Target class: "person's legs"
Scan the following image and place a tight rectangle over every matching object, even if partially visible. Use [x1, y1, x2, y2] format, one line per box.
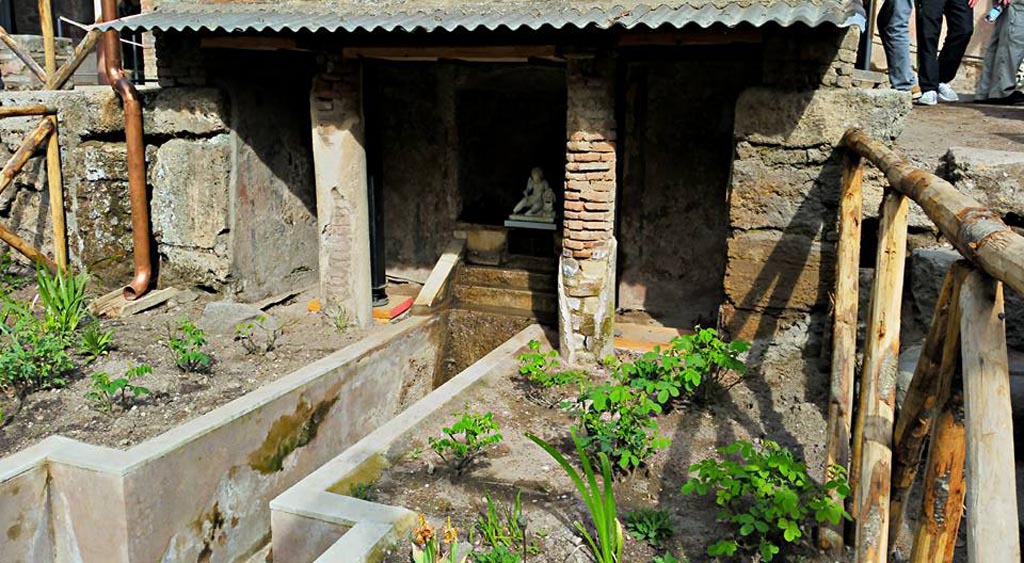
[880, 0, 917, 90]
[989, 2, 1024, 99]
[917, 0, 946, 93]
[937, 0, 975, 85]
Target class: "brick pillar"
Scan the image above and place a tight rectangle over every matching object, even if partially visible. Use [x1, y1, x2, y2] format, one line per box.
[559, 56, 617, 364]
[310, 57, 373, 327]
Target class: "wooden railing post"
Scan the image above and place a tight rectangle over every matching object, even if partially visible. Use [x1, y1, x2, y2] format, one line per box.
[45, 118, 66, 269]
[37, 0, 56, 77]
[851, 189, 908, 562]
[0, 118, 56, 195]
[960, 270, 1021, 562]
[820, 151, 863, 553]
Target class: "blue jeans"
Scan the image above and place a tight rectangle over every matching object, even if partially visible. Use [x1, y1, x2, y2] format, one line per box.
[879, 0, 918, 90]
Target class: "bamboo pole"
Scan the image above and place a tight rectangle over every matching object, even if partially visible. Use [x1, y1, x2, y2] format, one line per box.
[44, 117, 65, 270]
[960, 270, 1021, 562]
[844, 129, 1024, 297]
[0, 26, 47, 83]
[888, 261, 968, 540]
[909, 390, 966, 562]
[0, 118, 56, 196]
[819, 151, 863, 554]
[0, 222, 56, 271]
[852, 189, 909, 563]
[37, 0, 56, 77]
[0, 105, 56, 118]
[44, 29, 100, 90]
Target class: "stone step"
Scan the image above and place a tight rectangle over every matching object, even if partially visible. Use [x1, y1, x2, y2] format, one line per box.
[453, 285, 557, 319]
[457, 265, 556, 292]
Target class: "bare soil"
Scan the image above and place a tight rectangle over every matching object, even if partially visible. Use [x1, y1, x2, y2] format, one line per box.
[373, 349, 839, 563]
[897, 101, 1024, 170]
[0, 278, 367, 456]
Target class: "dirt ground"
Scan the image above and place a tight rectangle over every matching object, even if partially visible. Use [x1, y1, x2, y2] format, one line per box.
[372, 346, 837, 563]
[0, 275, 366, 456]
[896, 101, 1024, 170]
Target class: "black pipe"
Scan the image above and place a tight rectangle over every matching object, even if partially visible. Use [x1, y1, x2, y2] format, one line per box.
[364, 63, 388, 307]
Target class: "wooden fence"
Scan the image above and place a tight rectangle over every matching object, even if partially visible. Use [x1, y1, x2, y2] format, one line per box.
[820, 129, 1022, 562]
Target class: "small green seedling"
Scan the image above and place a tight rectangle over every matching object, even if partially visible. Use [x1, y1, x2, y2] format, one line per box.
[85, 364, 152, 415]
[624, 508, 675, 547]
[471, 546, 522, 563]
[428, 408, 503, 475]
[474, 491, 540, 556]
[78, 321, 114, 362]
[349, 480, 378, 502]
[234, 314, 281, 355]
[651, 553, 683, 563]
[517, 340, 583, 388]
[167, 318, 212, 373]
[324, 304, 351, 334]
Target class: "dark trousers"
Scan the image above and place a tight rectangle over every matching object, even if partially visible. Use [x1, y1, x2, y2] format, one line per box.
[916, 0, 974, 92]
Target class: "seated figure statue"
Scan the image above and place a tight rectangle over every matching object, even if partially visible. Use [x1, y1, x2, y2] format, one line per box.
[511, 167, 555, 221]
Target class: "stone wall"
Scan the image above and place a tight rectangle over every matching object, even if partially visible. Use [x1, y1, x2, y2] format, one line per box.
[0, 35, 73, 90]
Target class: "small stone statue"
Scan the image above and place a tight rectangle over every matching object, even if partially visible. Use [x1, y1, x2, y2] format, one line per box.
[511, 167, 555, 221]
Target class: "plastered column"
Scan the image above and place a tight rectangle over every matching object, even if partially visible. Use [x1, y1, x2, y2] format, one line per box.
[310, 57, 372, 327]
[559, 56, 617, 364]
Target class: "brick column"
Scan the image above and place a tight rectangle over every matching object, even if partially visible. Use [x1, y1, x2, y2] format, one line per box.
[559, 56, 617, 364]
[310, 57, 373, 327]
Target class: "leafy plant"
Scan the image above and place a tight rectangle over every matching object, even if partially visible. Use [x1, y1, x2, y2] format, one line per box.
[472, 546, 522, 563]
[518, 340, 583, 388]
[167, 318, 212, 373]
[527, 430, 623, 563]
[234, 314, 281, 355]
[681, 440, 850, 562]
[569, 380, 669, 471]
[0, 252, 28, 295]
[349, 480, 378, 502]
[428, 408, 504, 475]
[651, 553, 682, 563]
[474, 491, 539, 557]
[35, 263, 88, 343]
[624, 508, 674, 547]
[84, 364, 152, 415]
[412, 514, 466, 563]
[668, 327, 749, 402]
[324, 304, 351, 334]
[0, 300, 74, 391]
[78, 321, 113, 362]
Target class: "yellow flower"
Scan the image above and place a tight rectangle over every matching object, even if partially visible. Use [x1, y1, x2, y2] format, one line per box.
[443, 517, 458, 544]
[413, 514, 434, 545]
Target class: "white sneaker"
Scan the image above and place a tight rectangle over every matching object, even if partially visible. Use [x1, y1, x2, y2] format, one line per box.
[917, 90, 938, 106]
[938, 83, 959, 102]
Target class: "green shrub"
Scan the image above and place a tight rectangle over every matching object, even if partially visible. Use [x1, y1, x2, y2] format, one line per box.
[234, 314, 281, 355]
[167, 318, 212, 373]
[668, 327, 749, 402]
[624, 508, 674, 547]
[428, 409, 503, 475]
[474, 491, 539, 556]
[518, 340, 583, 388]
[681, 440, 850, 562]
[0, 252, 27, 295]
[35, 263, 88, 343]
[85, 364, 152, 415]
[527, 429, 622, 563]
[0, 300, 74, 391]
[569, 381, 668, 472]
[651, 553, 682, 563]
[471, 546, 521, 563]
[78, 321, 113, 362]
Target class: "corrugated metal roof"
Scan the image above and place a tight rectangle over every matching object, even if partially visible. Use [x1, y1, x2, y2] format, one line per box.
[95, 2, 865, 34]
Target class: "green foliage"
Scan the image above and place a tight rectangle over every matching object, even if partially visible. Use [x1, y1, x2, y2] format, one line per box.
[668, 326, 750, 402]
[624, 508, 674, 547]
[349, 480, 377, 502]
[85, 364, 152, 415]
[650, 554, 682, 563]
[527, 429, 623, 563]
[0, 300, 74, 391]
[517, 340, 583, 388]
[471, 546, 522, 563]
[428, 409, 504, 475]
[167, 318, 212, 373]
[35, 263, 89, 344]
[234, 314, 281, 355]
[681, 440, 850, 562]
[78, 321, 113, 362]
[571, 381, 669, 471]
[0, 252, 28, 295]
[324, 304, 350, 334]
[474, 491, 539, 556]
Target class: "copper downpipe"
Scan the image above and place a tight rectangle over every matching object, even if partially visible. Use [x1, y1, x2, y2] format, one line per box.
[101, 0, 151, 299]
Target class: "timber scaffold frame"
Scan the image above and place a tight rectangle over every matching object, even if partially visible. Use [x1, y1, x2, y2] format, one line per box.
[819, 128, 1022, 562]
[0, 0, 101, 272]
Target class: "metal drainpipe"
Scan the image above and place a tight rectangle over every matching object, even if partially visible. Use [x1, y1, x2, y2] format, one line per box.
[101, 0, 152, 299]
[363, 63, 388, 307]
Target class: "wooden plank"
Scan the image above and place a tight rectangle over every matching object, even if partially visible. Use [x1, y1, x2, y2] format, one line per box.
[89, 286, 180, 318]
[0, 105, 56, 118]
[889, 261, 968, 540]
[0, 222, 56, 271]
[851, 190, 909, 563]
[960, 270, 1021, 562]
[0, 25, 47, 83]
[0, 117, 56, 196]
[45, 29, 101, 90]
[843, 129, 1024, 298]
[412, 238, 465, 313]
[819, 152, 863, 554]
[44, 117, 65, 270]
[343, 45, 558, 61]
[37, 0, 56, 76]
